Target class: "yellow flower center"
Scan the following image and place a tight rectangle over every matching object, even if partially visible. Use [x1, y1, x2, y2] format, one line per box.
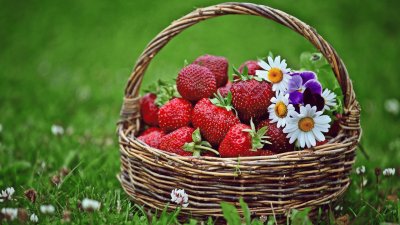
[298, 117, 315, 132]
[274, 101, 288, 118]
[268, 68, 283, 83]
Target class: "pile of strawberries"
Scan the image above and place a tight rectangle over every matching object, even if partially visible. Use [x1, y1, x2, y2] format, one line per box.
[137, 54, 335, 157]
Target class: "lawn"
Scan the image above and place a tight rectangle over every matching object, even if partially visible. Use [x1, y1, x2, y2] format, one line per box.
[0, 0, 399, 224]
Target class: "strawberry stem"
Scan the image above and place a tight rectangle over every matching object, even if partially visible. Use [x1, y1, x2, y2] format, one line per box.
[183, 128, 219, 156]
[193, 145, 219, 155]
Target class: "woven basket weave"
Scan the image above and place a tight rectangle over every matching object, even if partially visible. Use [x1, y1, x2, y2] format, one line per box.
[117, 2, 361, 222]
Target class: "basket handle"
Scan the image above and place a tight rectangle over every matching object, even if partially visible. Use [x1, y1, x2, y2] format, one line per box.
[123, 2, 358, 112]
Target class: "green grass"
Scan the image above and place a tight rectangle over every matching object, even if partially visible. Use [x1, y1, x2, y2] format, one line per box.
[0, 0, 399, 224]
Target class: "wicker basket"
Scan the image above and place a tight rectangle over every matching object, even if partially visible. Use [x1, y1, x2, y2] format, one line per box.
[117, 2, 361, 222]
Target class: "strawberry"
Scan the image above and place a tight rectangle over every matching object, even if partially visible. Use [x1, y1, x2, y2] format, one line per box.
[137, 127, 165, 148]
[140, 81, 180, 126]
[327, 113, 342, 137]
[140, 127, 163, 136]
[219, 120, 270, 157]
[194, 54, 228, 87]
[259, 149, 275, 156]
[216, 81, 232, 98]
[140, 93, 159, 126]
[159, 127, 219, 156]
[192, 93, 240, 146]
[231, 76, 274, 122]
[257, 120, 294, 153]
[239, 60, 262, 75]
[159, 127, 194, 156]
[177, 64, 217, 101]
[316, 140, 329, 146]
[158, 98, 192, 132]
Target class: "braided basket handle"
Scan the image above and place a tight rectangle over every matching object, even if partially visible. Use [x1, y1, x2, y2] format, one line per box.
[123, 2, 357, 112]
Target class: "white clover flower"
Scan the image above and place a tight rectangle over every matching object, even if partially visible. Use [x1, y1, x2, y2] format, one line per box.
[355, 166, 366, 175]
[383, 168, 396, 176]
[384, 99, 399, 115]
[81, 198, 101, 211]
[362, 178, 368, 187]
[0, 187, 15, 202]
[259, 215, 268, 223]
[40, 205, 55, 214]
[334, 205, 343, 211]
[268, 93, 295, 128]
[170, 189, 189, 208]
[256, 56, 292, 94]
[51, 124, 64, 136]
[321, 89, 337, 111]
[1, 208, 18, 220]
[30, 213, 39, 223]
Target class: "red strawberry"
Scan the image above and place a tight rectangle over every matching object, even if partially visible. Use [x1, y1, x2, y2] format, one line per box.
[231, 78, 274, 122]
[202, 151, 218, 157]
[159, 127, 194, 156]
[158, 98, 192, 132]
[140, 81, 180, 126]
[137, 127, 165, 148]
[260, 149, 275, 156]
[194, 54, 228, 87]
[192, 94, 239, 146]
[140, 93, 159, 126]
[239, 60, 262, 75]
[316, 140, 329, 146]
[140, 127, 163, 136]
[159, 127, 219, 156]
[177, 64, 217, 101]
[327, 113, 342, 137]
[219, 121, 269, 157]
[216, 82, 232, 98]
[257, 120, 294, 153]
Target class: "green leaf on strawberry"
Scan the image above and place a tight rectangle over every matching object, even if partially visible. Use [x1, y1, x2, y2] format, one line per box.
[242, 119, 271, 151]
[210, 91, 234, 112]
[155, 83, 180, 107]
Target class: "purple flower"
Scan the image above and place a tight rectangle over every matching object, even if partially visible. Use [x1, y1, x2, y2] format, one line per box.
[303, 88, 324, 111]
[288, 71, 322, 104]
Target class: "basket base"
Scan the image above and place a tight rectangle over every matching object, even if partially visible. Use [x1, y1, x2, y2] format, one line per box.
[117, 173, 340, 225]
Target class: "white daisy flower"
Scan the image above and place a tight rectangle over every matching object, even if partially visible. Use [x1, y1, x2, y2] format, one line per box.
[30, 213, 39, 223]
[283, 104, 331, 148]
[1, 208, 18, 220]
[40, 205, 55, 214]
[383, 168, 396, 176]
[81, 198, 101, 211]
[321, 89, 337, 111]
[256, 56, 291, 94]
[170, 189, 189, 208]
[51, 124, 64, 136]
[0, 187, 15, 202]
[355, 166, 366, 175]
[268, 93, 295, 128]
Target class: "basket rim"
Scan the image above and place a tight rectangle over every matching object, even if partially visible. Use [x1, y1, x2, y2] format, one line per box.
[119, 125, 359, 165]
